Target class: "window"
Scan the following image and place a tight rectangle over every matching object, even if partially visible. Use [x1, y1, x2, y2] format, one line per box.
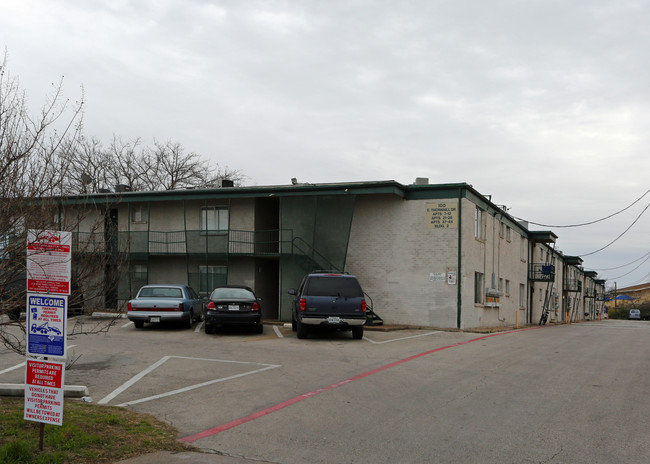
[131, 205, 148, 223]
[499, 223, 505, 238]
[133, 264, 147, 280]
[506, 226, 511, 241]
[474, 272, 484, 304]
[505, 279, 510, 296]
[499, 278, 503, 294]
[519, 284, 525, 308]
[520, 236, 526, 260]
[199, 265, 227, 294]
[201, 207, 228, 233]
[474, 207, 485, 240]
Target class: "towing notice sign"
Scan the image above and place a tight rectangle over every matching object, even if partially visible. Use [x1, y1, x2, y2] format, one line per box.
[26, 294, 67, 357]
[27, 230, 72, 295]
[24, 359, 65, 426]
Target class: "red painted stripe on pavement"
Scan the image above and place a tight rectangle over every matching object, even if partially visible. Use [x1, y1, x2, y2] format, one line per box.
[180, 327, 540, 443]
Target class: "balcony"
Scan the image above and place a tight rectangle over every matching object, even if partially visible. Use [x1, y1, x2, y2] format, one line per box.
[584, 288, 597, 298]
[528, 263, 555, 282]
[84, 229, 295, 257]
[564, 279, 582, 293]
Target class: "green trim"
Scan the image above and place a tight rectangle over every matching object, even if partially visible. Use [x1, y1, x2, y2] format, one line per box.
[457, 188, 463, 329]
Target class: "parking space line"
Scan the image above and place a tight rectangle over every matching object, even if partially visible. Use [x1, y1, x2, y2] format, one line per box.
[0, 344, 78, 376]
[98, 355, 280, 406]
[180, 327, 542, 443]
[273, 325, 284, 338]
[121, 321, 133, 328]
[195, 321, 204, 333]
[363, 331, 442, 344]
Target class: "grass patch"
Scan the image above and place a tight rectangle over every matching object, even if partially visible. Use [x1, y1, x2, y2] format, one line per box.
[0, 397, 192, 463]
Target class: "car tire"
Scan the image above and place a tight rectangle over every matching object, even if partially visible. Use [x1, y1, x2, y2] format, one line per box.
[255, 323, 263, 334]
[291, 315, 297, 331]
[133, 320, 144, 329]
[296, 319, 308, 339]
[187, 311, 194, 329]
[351, 326, 364, 340]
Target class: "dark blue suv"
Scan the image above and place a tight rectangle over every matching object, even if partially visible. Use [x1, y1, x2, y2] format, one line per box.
[288, 272, 367, 340]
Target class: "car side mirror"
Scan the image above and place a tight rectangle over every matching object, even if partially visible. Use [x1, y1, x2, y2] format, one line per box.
[288, 288, 296, 295]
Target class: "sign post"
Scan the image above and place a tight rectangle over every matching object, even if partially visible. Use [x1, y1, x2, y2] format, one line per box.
[24, 229, 72, 449]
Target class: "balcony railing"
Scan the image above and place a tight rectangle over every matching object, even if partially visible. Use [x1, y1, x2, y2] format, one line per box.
[564, 279, 582, 293]
[74, 229, 294, 257]
[528, 263, 555, 282]
[584, 288, 596, 298]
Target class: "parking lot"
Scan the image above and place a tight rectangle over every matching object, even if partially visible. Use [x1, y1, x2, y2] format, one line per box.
[2, 316, 649, 463]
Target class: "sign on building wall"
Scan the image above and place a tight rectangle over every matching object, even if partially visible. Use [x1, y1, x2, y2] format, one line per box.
[426, 202, 458, 229]
[24, 359, 65, 426]
[26, 230, 72, 295]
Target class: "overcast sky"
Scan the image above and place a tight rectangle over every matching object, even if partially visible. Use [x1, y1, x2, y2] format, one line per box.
[2, 0, 649, 289]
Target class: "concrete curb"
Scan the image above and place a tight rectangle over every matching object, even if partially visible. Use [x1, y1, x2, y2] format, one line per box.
[0, 383, 89, 398]
[90, 312, 127, 319]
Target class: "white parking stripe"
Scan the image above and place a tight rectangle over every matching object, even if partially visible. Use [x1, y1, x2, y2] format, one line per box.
[194, 321, 204, 333]
[121, 321, 133, 328]
[99, 355, 280, 406]
[117, 364, 280, 407]
[363, 331, 442, 344]
[0, 344, 78, 375]
[273, 325, 284, 338]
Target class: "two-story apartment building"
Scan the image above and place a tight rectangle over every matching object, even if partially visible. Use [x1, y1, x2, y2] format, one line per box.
[57, 179, 605, 330]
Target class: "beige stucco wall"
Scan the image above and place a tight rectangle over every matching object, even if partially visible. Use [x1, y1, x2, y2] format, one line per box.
[346, 194, 460, 328]
[459, 201, 528, 330]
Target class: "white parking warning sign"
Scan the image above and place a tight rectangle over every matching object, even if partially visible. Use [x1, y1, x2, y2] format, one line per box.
[26, 294, 67, 358]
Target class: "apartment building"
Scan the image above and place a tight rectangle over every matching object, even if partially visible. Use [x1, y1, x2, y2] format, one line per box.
[60, 179, 606, 330]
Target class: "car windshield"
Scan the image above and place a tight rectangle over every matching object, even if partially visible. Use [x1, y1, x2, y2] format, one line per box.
[139, 287, 184, 298]
[211, 288, 255, 299]
[305, 276, 363, 298]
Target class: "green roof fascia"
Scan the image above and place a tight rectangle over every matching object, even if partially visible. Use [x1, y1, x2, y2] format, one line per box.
[564, 255, 584, 266]
[527, 231, 558, 244]
[584, 270, 598, 278]
[56, 180, 408, 206]
[401, 182, 473, 200]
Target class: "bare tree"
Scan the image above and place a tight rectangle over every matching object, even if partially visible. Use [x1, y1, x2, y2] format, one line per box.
[60, 136, 244, 193]
[0, 53, 121, 355]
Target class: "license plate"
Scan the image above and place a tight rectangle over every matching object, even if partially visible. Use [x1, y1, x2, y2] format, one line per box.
[228, 305, 240, 311]
[150, 316, 161, 323]
[327, 316, 341, 324]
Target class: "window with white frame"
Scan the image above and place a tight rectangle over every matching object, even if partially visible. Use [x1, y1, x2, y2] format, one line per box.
[474, 272, 484, 304]
[506, 226, 511, 241]
[474, 207, 485, 240]
[519, 283, 525, 307]
[520, 236, 526, 261]
[499, 278, 503, 294]
[505, 279, 511, 296]
[201, 207, 229, 233]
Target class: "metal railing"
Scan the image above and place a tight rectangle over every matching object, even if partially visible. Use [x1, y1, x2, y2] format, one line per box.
[528, 263, 555, 282]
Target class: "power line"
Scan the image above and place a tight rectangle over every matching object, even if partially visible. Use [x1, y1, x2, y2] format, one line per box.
[512, 188, 650, 228]
[602, 253, 650, 281]
[586, 251, 650, 271]
[579, 201, 650, 257]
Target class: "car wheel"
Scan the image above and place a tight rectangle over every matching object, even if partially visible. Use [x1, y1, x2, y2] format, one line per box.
[187, 311, 194, 329]
[133, 320, 144, 329]
[291, 316, 297, 331]
[255, 323, 263, 334]
[296, 319, 308, 339]
[351, 326, 364, 340]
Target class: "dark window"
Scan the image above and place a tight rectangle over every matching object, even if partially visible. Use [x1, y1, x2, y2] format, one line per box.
[305, 277, 363, 298]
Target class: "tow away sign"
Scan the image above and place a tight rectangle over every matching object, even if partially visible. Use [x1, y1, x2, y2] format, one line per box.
[27, 230, 72, 295]
[26, 294, 67, 358]
[24, 359, 65, 426]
